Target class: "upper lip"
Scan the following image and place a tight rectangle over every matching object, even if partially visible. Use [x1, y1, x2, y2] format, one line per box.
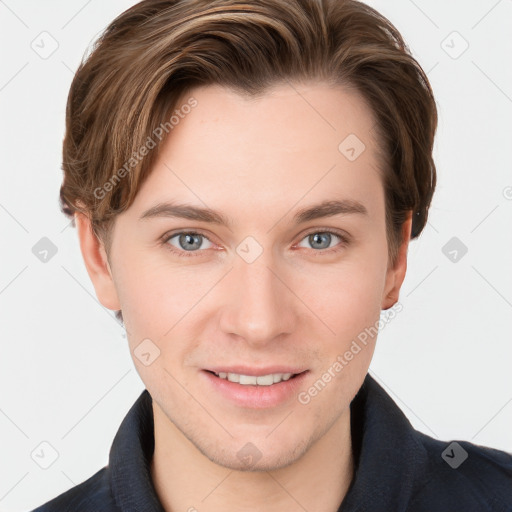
[204, 366, 308, 376]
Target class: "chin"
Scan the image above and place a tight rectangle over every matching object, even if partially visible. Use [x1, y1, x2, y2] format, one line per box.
[202, 418, 319, 470]
[202, 436, 312, 473]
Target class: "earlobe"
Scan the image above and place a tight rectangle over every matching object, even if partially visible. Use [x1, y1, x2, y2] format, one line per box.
[74, 212, 121, 311]
[381, 212, 413, 310]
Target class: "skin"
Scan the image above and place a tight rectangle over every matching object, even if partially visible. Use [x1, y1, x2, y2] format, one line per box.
[76, 82, 412, 512]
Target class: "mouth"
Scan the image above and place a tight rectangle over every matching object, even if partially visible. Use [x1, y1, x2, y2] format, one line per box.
[204, 369, 307, 386]
[201, 368, 309, 408]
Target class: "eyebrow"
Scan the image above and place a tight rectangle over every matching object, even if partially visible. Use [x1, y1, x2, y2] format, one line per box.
[139, 199, 368, 227]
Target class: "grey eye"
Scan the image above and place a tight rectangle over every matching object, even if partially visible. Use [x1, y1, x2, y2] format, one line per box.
[297, 232, 341, 250]
[167, 233, 213, 252]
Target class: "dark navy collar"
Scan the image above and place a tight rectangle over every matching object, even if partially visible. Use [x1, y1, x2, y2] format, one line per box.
[339, 373, 430, 510]
[109, 388, 165, 512]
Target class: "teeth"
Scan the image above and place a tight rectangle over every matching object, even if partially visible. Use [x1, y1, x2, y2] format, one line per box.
[256, 374, 274, 386]
[239, 374, 257, 385]
[216, 372, 295, 385]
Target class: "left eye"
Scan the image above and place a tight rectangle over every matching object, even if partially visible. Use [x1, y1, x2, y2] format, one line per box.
[296, 231, 345, 251]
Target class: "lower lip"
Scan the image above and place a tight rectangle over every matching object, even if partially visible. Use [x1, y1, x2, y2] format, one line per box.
[202, 370, 309, 409]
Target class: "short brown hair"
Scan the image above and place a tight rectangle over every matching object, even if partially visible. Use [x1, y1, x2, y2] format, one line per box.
[61, 0, 437, 319]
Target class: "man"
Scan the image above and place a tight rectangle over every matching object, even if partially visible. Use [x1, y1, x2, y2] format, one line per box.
[32, 0, 512, 510]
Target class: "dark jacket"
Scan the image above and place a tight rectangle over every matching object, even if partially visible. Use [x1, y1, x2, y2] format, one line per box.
[31, 373, 512, 511]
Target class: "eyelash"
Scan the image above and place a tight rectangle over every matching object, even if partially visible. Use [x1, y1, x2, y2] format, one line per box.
[160, 228, 351, 259]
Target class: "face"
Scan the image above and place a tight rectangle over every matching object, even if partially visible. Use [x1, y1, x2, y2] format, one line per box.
[80, 82, 409, 471]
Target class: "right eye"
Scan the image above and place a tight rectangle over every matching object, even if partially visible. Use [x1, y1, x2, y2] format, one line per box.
[163, 231, 215, 257]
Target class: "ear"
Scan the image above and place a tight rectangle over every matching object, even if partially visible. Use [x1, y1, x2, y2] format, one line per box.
[381, 211, 413, 310]
[74, 212, 121, 311]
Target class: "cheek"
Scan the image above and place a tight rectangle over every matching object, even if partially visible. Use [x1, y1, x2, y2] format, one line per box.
[115, 256, 227, 369]
[298, 259, 386, 410]
[115, 262, 202, 387]
[111, 249, 192, 339]
[302, 254, 387, 340]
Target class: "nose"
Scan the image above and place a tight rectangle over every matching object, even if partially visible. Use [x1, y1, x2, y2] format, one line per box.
[218, 252, 297, 348]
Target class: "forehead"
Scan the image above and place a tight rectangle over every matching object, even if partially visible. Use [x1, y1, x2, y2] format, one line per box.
[128, 81, 385, 223]
[172, 81, 378, 155]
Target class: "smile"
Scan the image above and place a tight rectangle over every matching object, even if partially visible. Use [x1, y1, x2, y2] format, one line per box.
[211, 371, 296, 385]
[202, 369, 309, 408]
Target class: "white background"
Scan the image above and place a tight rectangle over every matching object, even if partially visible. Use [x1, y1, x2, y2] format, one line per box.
[0, 1, 511, 510]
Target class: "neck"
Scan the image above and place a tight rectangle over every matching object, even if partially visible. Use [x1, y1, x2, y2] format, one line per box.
[150, 405, 354, 512]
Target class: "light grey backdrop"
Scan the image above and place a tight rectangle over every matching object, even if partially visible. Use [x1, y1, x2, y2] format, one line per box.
[1, 1, 511, 511]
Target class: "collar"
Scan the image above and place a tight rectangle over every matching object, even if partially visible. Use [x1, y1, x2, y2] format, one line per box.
[107, 373, 429, 511]
[339, 373, 430, 510]
[109, 388, 165, 512]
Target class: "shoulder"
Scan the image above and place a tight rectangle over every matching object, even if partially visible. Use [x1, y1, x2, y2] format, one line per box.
[410, 432, 512, 511]
[30, 467, 118, 512]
